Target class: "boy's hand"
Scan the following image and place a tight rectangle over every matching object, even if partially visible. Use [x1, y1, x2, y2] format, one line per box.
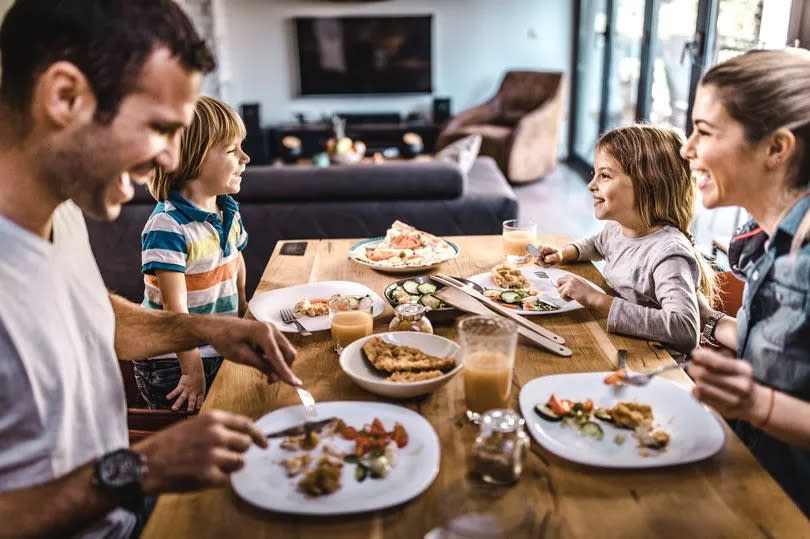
[556, 275, 597, 305]
[534, 244, 564, 266]
[167, 370, 206, 412]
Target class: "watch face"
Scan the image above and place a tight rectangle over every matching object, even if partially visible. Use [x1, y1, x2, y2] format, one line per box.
[99, 449, 142, 488]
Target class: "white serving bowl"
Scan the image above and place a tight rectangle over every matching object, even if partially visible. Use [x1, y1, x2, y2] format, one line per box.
[339, 331, 462, 399]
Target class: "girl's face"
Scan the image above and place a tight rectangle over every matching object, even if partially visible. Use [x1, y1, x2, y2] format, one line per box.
[680, 84, 766, 209]
[195, 135, 250, 196]
[588, 149, 638, 225]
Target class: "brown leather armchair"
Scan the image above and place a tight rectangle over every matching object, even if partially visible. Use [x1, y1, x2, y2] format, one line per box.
[437, 71, 565, 184]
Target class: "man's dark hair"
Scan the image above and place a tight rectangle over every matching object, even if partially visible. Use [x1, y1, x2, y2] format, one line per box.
[0, 0, 215, 124]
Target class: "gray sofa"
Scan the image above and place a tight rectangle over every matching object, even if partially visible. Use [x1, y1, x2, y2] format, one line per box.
[86, 156, 518, 301]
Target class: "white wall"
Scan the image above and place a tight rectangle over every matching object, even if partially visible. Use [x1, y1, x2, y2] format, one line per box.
[219, 0, 573, 126]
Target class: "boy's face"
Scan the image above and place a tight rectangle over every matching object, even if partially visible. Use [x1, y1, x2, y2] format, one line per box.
[40, 48, 201, 221]
[193, 135, 250, 198]
[587, 149, 637, 225]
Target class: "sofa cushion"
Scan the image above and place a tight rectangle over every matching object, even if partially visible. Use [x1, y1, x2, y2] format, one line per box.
[435, 134, 481, 175]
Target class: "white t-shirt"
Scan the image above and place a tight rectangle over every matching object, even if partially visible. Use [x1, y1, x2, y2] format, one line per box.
[0, 201, 134, 538]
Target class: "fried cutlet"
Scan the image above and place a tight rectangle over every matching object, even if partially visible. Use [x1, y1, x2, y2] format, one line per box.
[609, 402, 654, 429]
[385, 370, 444, 383]
[362, 337, 456, 373]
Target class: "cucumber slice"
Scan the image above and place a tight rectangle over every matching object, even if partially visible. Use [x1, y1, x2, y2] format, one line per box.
[416, 282, 437, 294]
[484, 289, 502, 299]
[581, 421, 604, 440]
[516, 289, 531, 298]
[347, 296, 360, 308]
[534, 404, 562, 422]
[420, 294, 443, 310]
[500, 291, 522, 304]
[402, 280, 420, 294]
[594, 409, 613, 422]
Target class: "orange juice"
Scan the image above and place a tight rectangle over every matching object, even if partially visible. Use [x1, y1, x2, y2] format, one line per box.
[502, 230, 534, 257]
[462, 351, 513, 413]
[330, 310, 373, 348]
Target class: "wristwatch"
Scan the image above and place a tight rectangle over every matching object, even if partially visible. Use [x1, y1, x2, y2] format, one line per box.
[93, 449, 147, 512]
[701, 311, 726, 346]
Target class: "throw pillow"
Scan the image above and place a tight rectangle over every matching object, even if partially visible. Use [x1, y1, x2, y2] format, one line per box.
[436, 134, 481, 175]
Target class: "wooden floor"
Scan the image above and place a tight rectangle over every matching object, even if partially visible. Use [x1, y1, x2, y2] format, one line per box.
[513, 161, 601, 241]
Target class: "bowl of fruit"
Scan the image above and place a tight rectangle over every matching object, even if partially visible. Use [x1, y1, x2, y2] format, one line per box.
[327, 136, 366, 165]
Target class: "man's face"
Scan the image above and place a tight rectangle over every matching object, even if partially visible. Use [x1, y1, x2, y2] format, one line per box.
[42, 48, 201, 221]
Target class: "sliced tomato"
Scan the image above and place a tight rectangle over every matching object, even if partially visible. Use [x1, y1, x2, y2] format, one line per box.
[354, 435, 370, 456]
[340, 425, 358, 440]
[391, 423, 409, 448]
[582, 399, 594, 413]
[604, 369, 627, 385]
[369, 418, 387, 437]
[547, 394, 571, 416]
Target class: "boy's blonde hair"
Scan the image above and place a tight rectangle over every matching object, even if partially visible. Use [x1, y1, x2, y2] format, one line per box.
[596, 124, 717, 306]
[148, 95, 246, 201]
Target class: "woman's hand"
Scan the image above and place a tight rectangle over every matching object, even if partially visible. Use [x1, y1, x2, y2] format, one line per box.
[687, 347, 770, 422]
[534, 244, 564, 266]
[167, 369, 206, 412]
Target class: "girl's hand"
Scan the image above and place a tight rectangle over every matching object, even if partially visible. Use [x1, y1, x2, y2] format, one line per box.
[687, 347, 769, 422]
[556, 275, 596, 305]
[534, 244, 564, 267]
[167, 370, 206, 412]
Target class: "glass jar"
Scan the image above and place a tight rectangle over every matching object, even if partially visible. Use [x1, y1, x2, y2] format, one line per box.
[388, 303, 433, 334]
[473, 409, 530, 485]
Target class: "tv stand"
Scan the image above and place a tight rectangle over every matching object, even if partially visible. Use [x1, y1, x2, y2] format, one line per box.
[336, 112, 401, 124]
[266, 121, 439, 160]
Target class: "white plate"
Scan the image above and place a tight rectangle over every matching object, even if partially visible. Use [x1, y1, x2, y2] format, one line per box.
[339, 332, 462, 399]
[466, 266, 604, 315]
[348, 236, 459, 274]
[248, 281, 385, 333]
[231, 401, 441, 515]
[518, 372, 725, 468]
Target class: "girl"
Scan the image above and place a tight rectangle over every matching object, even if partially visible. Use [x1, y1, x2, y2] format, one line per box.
[134, 96, 251, 411]
[536, 124, 715, 355]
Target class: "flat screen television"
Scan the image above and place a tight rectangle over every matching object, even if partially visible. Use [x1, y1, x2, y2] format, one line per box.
[294, 15, 432, 95]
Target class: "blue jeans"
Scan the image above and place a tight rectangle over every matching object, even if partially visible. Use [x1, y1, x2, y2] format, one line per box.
[132, 356, 223, 409]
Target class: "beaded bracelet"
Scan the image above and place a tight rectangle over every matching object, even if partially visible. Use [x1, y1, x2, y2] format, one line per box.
[753, 387, 776, 429]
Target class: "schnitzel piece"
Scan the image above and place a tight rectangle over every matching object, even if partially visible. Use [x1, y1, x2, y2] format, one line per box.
[362, 337, 456, 373]
[298, 456, 343, 497]
[609, 402, 653, 429]
[386, 370, 444, 383]
[490, 263, 530, 289]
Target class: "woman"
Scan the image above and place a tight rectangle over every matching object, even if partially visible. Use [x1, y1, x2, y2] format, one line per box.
[680, 48, 810, 515]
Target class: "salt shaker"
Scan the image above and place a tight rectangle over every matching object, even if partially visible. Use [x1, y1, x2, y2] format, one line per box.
[389, 303, 433, 334]
[473, 409, 529, 484]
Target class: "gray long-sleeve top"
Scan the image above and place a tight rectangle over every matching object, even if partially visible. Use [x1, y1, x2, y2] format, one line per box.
[572, 222, 701, 353]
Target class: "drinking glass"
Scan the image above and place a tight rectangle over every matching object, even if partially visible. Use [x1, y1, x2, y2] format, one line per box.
[328, 295, 374, 353]
[502, 219, 537, 264]
[457, 316, 518, 423]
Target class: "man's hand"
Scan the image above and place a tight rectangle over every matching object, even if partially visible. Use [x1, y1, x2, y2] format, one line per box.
[167, 371, 206, 412]
[134, 410, 268, 494]
[205, 318, 302, 387]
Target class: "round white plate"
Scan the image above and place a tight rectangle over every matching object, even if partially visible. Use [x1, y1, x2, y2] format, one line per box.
[466, 266, 604, 315]
[231, 401, 441, 515]
[518, 372, 725, 468]
[348, 236, 459, 274]
[339, 332, 462, 399]
[248, 281, 385, 333]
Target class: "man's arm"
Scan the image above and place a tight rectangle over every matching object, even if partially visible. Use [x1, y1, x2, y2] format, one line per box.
[0, 410, 266, 538]
[109, 293, 301, 386]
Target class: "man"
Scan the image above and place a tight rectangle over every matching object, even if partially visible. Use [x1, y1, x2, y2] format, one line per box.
[0, 1, 301, 537]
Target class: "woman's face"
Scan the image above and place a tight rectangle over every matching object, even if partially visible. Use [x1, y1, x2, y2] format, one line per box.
[680, 84, 768, 209]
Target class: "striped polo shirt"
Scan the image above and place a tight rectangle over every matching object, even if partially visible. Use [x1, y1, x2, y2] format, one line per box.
[141, 189, 248, 358]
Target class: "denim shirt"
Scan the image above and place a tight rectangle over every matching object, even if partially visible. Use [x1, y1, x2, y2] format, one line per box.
[732, 193, 810, 516]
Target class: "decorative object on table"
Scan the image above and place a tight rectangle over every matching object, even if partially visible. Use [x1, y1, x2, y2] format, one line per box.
[311, 151, 330, 167]
[348, 220, 459, 274]
[436, 70, 564, 183]
[231, 401, 441, 515]
[518, 372, 726, 468]
[326, 114, 366, 165]
[389, 303, 433, 333]
[400, 132, 424, 158]
[502, 218, 537, 264]
[473, 409, 530, 484]
[383, 275, 485, 323]
[435, 133, 481, 175]
[457, 315, 518, 423]
[338, 332, 462, 399]
[280, 135, 302, 164]
[247, 281, 385, 333]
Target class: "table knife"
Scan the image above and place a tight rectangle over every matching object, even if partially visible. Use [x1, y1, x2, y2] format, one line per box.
[265, 417, 336, 438]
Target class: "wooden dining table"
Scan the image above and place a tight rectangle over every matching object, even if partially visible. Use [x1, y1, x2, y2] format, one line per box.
[143, 235, 809, 538]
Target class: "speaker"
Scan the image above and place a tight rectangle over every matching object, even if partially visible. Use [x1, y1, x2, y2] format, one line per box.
[240, 103, 261, 134]
[432, 97, 451, 124]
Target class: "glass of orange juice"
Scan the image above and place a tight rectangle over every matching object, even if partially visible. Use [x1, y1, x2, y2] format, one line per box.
[328, 294, 374, 353]
[502, 219, 536, 264]
[457, 315, 518, 423]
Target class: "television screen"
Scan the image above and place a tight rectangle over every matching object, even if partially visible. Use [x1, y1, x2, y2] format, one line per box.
[295, 15, 432, 95]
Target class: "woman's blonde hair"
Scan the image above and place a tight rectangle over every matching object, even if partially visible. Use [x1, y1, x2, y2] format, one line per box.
[597, 124, 717, 305]
[701, 49, 810, 254]
[148, 95, 246, 201]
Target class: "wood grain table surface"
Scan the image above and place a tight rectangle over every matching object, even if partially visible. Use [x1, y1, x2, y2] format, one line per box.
[143, 235, 809, 539]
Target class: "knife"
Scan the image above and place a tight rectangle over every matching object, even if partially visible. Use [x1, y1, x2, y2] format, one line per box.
[264, 417, 336, 439]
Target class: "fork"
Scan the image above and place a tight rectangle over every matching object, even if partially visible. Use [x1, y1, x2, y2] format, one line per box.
[296, 387, 318, 418]
[279, 308, 312, 336]
[622, 362, 689, 386]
